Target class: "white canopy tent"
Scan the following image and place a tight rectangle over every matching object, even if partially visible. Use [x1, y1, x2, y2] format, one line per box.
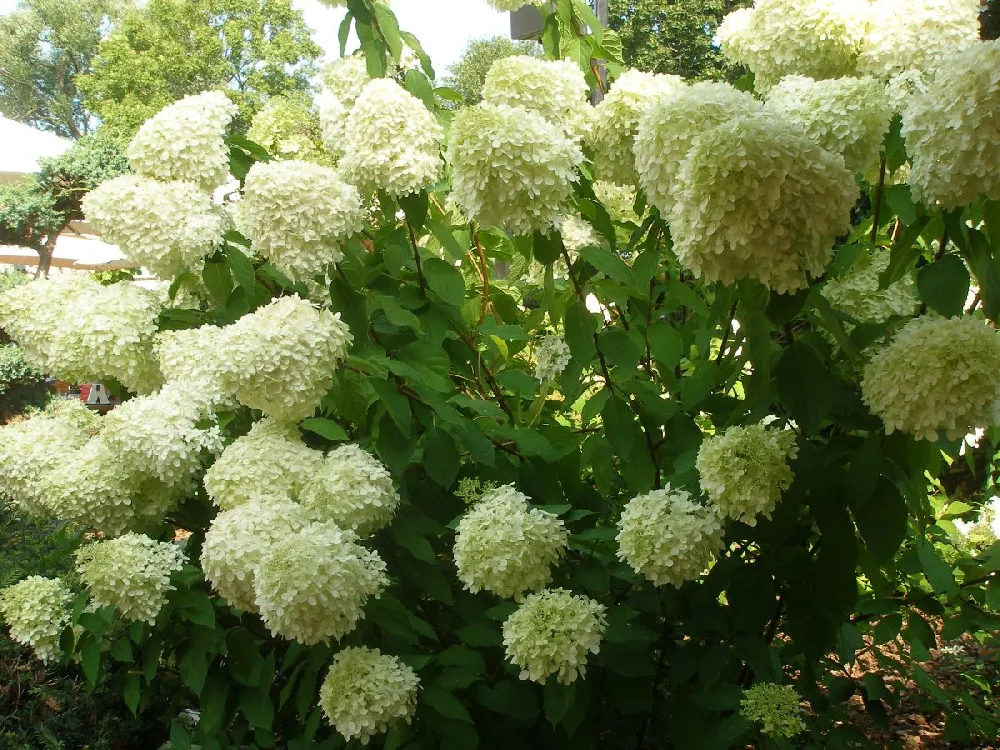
[0, 115, 72, 183]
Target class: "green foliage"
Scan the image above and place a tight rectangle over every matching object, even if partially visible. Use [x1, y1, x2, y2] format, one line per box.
[0, 0, 119, 138]
[607, 0, 751, 80]
[0, 344, 44, 396]
[443, 36, 542, 106]
[0, 177, 63, 251]
[984, 0, 1000, 41]
[77, 0, 322, 136]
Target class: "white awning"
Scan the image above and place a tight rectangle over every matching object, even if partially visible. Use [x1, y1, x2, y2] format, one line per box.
[0, 224, 135, 271]
[0, 116, 72, 183]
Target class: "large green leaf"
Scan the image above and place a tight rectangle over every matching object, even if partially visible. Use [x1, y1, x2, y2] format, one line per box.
[916, 254, 970, 317]
[776, 341, 831, 434]
[423, 257, 466, 307]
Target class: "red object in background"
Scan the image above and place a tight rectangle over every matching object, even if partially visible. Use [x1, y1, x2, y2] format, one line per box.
[79, 383, 91, 401]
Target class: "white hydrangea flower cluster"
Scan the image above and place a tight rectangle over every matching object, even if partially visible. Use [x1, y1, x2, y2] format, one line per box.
[240, 160, 364, 282]
[299, 444, 400, 534]
[127, 91, 238, 190]
[669, 114, 855, 293]
[740, 682, 807, 738]
[696, 422, 798, 526]
[448, 103, 583, 235]
[634, 82, 762, 218]
[204, 418, 321, 509]
[246, 95, 324, 162]
[717, 0, 870, 89]
[483, 56, 590, 140]
[101, 384, 223, 491]
[0, 576, 73, 663]
[586, 69, 684, 184]
[453, 484, 569, 600]
[201, 497, 313, 611]
[254, 521, 389, 644]
[858, 0, 981, 79]
[485, 0, 542, 10]
[534, 335, 572, 385]
[317, 94, 348, 162]
[593, 181, 641, 224]
[319, 647, 420, 745]
[502, 588, 607, 684]
[0, 275, 163, 393]
[75, 534, 186, 624]
[616, 485, 724, 587]
[339, 78, 443, 197]
[861, 316, 1000, 441]
[155, 324, 235, 411]
[83, 175, 224, 278]
[560, 215, 602, 253]
[902, 41, 1000, 210]
[320, 55, 370, 109]
[764, 75, 893, 175]
[821, 251, 915, 329]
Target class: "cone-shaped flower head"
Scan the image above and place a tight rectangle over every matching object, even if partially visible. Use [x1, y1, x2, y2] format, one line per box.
[155, 323, 235, 411]
[741, 683, 807, 738]
[246, 95, 324, 162]
[320, 55, 370, 109]
[0, 576, 73, 663]
[534, 335, 571, 385]
[821, 251, 916, 329]
[298, 444, 400, 534]
[483, 56, 590, 140]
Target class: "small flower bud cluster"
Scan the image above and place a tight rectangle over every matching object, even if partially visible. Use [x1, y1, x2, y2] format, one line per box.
[740, 682, 807, 738]
[534, 335, 572, 385]
[0, 576, 73, 663]
[246, 95, 325, 163]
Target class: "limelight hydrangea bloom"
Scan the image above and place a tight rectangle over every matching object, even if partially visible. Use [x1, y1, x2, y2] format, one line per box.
[534, 335, 571, 385]
[0, 276, 163, 394]
[669, 114, 855, 293]
[586, 69, 684, 184]
[226, 295, 354, 422]
[75, 534, 186, 624]
[298, 444, 400, 534]
[502, 588, 607, 684]
[338, 78, 443, 197]
[83, 175, 224, 278]
[204, 418, 321, 510]
[127, 91, 238, 190]
[861, 316, 1000, 441]
[247, 95, 325, 162]
[821, 251, 915, 329]
[320, 55, 370, 109]
[317, 94, 348, 162]
[449, 103, 583, 235]
[155, 324, 235, 410]
[319, 647, 419, 744]
[901, 41, 1000, 209]
[453, 484, 569, 600]
[594, 181, 642, 224]
[101, 384, 224, 491]
[740, 683, 806, 738]
[616, 485, 724, 587]
[0, 576, 73, 663]
[240, 160, 364, 281]
[858, 0, 981, 80]
[201, 498, 313, 612]
[717, 0, 870, 89]
[560, 215, 602, 253]
[254, 521, 389, 644]
[483, 56, 590, 140]
[697, 422, 798, 526]
[634, 82, 761, 218]
[764, 76, 893, 175]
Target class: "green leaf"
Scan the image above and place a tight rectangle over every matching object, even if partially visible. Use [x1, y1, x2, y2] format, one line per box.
[227, 628, 263, 687]
[390, 523, 436, 564]
[600, 329, 641, 371]
[110, 637, 133, 663]
[202, 257, 233, 304]
[879, 215, 930, 288]
[428, 219, 467, 261]
[240, 684, 275, 730]
[170, 721, 191, 750]
[647, 323, 682, 371]
[916, 254, 970, 317]
[373, 379, 413, 436]
[300, 417, 349, 442]
[884, 184, 917, 226]
[423, 428, 460, 488]
[179, 593, 215, 629]
[960, 229, 1000, 322]
[399, 190, 429, 230]
[916, 540, 959, 597]
[226, 245, 256, 292]
[80, 635, 101, 688]
[602, 395, 634, 454]
[179, 645, 210, 695]
[423, 686, 474, 723]
[400, 31, 435, 78]
[123, 671, 140, 715]
[564, 299, 597, 363]
[403, 69, 436, 112]
[377, 413, 416, 474]
[578, 245, 634, 285]
[378, 295, 422, 331]
[423, 257, 466, 306]
[533, 230, 565, 264]
[852, 478, 907, 562]
[544, 680, 576, 727]
[456, 623, 501, 647]
[371, 2, 403, 60]
[776, 341, 831, 434]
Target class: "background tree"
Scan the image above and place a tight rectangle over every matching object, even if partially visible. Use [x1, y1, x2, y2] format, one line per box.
[0, 0, 122, 138]
[443, 36, 541, 106]
[77, 0, 321, 136]
[984, 0, 999, 40]
[607, 0, 751, 80]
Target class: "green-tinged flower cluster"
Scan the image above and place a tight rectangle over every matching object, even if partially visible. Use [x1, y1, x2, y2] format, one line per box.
[0, 275, 162, 393]
[861, 316, 1000, 441]
[593, 181, 642, 225]
[83, 174, 224, 278]
[533, 335, 571, 385]
[299, 444, 400, 534]
[75, 534, 186, 624]
[448, 103, 583, 235]
[697, 422, 798, 526]
[254, 521, 388, 644]
[485, 0, 541, 10]
[502, 588, 607, 684]
[616, 485, 724, 587]
[201, 497, 313, 611]
[560, 215, 602, 252]
[740, 683, 807, 738]
[0, 576, 73, 663]
[239, 160, 364, 282]
[902, 41, 1000, 209]
[247, 95, 325, 162]
[318, 647, 419, 745]
[155, 323, 234, 410]
[453, 484, 569, 600]
[320, 55, 370, 109]
[483, 56, 589, 140]
[670, 114, 855, 293]
[339, 78, 443, 197]
[126, 91, 238, 190]
[765, 75, 893, 175]
[586, 69, 683, 184]
[821, 251, 916, 330]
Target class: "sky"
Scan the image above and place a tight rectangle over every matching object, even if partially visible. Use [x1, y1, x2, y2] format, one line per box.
[0, 0, 513, 74]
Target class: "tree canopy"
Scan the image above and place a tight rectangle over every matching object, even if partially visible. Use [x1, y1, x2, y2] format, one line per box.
[444, 36, 541, 106]
[77, 0, 321, 136]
